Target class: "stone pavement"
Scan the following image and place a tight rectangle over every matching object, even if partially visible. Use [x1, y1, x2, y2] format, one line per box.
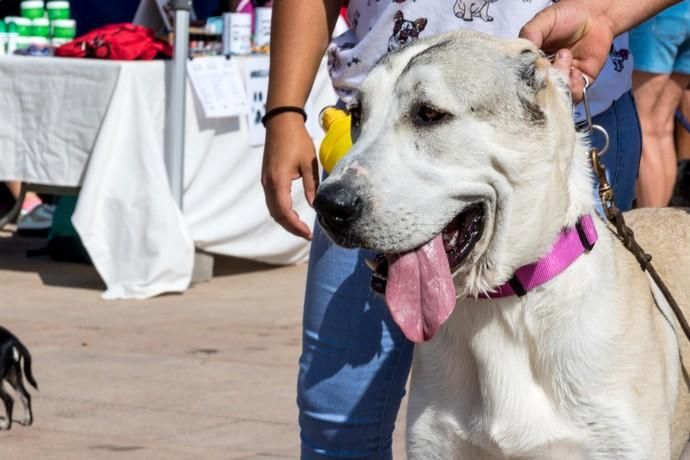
[0, 230, 406, 459]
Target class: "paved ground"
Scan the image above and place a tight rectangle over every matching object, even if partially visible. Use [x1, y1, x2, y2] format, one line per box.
[0, 229, 406, 459]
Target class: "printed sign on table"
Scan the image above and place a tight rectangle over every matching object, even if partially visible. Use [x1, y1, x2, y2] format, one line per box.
[243, 56, 270, 147]
[187, 57, 249, 119]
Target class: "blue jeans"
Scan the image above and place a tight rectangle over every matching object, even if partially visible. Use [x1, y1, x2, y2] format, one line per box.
[298, 91, 641, 459]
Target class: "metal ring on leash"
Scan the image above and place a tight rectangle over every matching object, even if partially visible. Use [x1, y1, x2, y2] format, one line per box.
[591, 124, 610, 157]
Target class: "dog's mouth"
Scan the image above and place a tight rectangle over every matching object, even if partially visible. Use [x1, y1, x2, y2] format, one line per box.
[441, 203, 485, 271]
[368, 203, 485, 343]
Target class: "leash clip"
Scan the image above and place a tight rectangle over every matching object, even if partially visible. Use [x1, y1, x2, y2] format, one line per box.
[580, 75, 616, 219]
[590, 147, 616, 220]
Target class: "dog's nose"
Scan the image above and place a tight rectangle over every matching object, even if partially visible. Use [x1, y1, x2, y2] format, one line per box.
[314, 183, 364, 233]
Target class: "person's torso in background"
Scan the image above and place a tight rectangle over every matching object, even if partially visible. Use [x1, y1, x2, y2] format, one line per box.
[330, 0, 632, 119]
[0, 0, 19, 17]
[71, 0, 224, 35]
[71, 0, 141, 34]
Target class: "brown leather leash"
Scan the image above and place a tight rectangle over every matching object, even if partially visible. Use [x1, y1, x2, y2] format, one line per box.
[591, 148, 690, 344]
[581, 77, 690, 343]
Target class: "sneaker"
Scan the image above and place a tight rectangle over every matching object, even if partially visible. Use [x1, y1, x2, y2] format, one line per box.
[20, 195, 43, 216]
[17, 204, 56, 237]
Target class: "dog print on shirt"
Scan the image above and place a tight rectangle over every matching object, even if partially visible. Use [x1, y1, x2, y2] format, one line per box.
[388, 10, 428, 51]
[453, 0, 499, 22]
[609, 44, 630, 72]
[328, 42, 356, 75]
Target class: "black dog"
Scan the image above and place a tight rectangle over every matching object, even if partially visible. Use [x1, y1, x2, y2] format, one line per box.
[0, 327, 37, 430]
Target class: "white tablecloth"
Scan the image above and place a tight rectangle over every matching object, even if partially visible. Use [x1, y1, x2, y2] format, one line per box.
[0, 55, 336, 299]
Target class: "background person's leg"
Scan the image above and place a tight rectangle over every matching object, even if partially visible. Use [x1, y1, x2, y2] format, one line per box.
[674, 88, 690, 160]
[4, 182, 43, 215]
[629, 10, 683, 207]
[298, 223, 413, 459]
[633, 72, 672, 207]
[655, 72, 690, 203]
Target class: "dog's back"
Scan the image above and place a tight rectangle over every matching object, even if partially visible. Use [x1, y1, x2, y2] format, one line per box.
[0, 327, 37, 390]
[623, 208, 690, 457]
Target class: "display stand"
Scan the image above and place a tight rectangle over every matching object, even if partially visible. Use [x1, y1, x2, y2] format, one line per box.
[167, 0, 214, 284]
[166, 0, 191, 207]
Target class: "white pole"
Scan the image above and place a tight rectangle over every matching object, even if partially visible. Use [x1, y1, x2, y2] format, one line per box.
[166, 0, 192, 208]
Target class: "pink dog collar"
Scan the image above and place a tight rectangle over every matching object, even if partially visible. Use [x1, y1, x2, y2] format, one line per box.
[480, 215, 598, 299]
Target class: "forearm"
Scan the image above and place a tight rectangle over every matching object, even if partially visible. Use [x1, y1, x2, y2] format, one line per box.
[267, 0, 342, 110]
[577, 0, 681, 36]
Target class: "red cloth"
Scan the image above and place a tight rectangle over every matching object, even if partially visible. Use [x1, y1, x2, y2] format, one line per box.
[55, 23, 172, 60]
[340, 6, 349, 25]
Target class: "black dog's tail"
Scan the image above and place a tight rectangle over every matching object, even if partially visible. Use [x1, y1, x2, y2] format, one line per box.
[15, 342, 38, 391]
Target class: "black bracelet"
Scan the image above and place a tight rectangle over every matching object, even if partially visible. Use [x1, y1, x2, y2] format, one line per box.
[261, 106, 308, 127]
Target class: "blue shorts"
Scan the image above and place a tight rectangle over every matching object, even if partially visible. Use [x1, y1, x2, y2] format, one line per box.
[298, 91, 642, 459]
[630, 1, 690, 75]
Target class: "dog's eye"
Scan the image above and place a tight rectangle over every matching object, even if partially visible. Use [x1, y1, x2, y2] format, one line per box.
[415, 104, 448, 124]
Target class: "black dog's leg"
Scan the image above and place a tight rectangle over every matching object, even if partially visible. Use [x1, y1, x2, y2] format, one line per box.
[7, 363, 31, 426]
[0, 386, 13, 430]
[0, 345, 14, 431]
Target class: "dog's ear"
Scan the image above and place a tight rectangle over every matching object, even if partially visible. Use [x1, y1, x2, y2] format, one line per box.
[514, 49, 548, 124]
[515, 49, 547, 92]
[393, 11, 404, 34]
[414, 18, 428, 32]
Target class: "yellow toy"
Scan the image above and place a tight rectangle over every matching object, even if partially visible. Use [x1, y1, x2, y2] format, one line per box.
[319, 107, 353, 174]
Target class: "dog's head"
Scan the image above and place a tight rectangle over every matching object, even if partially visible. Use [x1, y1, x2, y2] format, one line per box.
[314, 30, 593, 342]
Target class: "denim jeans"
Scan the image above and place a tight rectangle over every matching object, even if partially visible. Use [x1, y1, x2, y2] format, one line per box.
[298, 91, 641, 459]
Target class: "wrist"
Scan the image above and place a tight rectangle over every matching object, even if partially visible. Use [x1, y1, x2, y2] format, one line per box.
[261, 105, 307, 127]
[264, 110, 310, 131]
[567, 0, 634, 36]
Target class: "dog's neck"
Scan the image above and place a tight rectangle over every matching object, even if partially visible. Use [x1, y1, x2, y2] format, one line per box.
[563, 133, 599, 227]
[461, 131, 597, 298]
[428, 135, 614, 455]
[432, 217, 617, 456]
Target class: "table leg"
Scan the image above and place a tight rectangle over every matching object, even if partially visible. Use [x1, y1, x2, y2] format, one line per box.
[192, 250, 214, 284]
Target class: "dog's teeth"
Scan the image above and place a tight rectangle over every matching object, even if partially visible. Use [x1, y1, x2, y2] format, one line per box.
[372, 269, 388, 280]
[449, 231, 459, 248]
[365, 258, 379, 272]
[443, 233, 453, 251]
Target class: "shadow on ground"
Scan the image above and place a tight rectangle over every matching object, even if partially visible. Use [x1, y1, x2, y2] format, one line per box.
[0, 229, 104, 291]
[0, 229, 285, 292]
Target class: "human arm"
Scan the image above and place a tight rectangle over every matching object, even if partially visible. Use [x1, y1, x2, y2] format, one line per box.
[521, 0, 681, 98]
[261, 0, 343, 240]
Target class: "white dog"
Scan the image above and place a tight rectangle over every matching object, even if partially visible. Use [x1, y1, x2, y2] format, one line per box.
[314, 30, 690, 459]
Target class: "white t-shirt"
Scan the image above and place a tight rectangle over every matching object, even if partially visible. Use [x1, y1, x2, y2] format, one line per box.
[328, 0, 632, 119]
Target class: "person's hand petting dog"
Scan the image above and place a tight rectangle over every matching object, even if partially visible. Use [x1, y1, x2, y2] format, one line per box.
[520, 0, 680, 100]
[262, 114, 318, 240]
[520, 1, 612, 100]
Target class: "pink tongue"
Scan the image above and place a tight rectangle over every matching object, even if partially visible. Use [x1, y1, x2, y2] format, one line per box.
[385, 234, 457, 343]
